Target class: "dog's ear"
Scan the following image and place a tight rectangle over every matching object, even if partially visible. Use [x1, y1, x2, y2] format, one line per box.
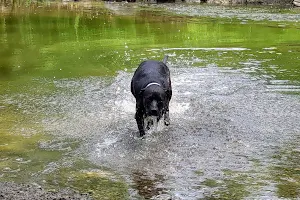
[139, 88, 145, 96]
[164, 88, 168, 93]
[164, 88, 170, 96]
[163, 55, 168, 64]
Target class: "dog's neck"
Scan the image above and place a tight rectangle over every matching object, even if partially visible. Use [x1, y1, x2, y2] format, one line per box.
[144, 82, 161, 90]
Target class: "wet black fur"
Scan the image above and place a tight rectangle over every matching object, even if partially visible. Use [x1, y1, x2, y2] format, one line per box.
[131, 56, 172, 136]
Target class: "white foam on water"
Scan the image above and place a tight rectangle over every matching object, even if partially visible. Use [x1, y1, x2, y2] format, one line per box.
[115, 99, 135, 113]
[96, 137, 119, 149]
[170, 102, 190, 114]
[144, 116, 159, 135]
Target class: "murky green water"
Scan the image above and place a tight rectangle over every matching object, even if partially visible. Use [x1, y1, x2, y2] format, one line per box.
[1, 2, 300, 199]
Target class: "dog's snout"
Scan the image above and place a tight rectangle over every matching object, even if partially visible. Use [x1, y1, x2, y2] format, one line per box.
[149, 101, 159, 116]
[150, 109, 158, 116]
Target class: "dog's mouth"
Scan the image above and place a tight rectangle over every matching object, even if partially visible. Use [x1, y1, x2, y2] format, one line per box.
[149, 109, 159, 116]
[144, 116, 159, 131]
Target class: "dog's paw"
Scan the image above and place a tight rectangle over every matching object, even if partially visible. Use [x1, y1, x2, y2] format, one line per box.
[164, 120, 170, 126]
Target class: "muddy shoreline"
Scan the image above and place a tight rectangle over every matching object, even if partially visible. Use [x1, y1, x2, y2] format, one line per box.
[0, 182, 92, 200]
[205, 0, 294, 6]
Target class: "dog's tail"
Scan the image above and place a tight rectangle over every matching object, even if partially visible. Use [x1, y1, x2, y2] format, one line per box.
[162, 55, 168, 64]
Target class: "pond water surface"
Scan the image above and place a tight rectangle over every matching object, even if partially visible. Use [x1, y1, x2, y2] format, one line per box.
[1, 2, 300, 199]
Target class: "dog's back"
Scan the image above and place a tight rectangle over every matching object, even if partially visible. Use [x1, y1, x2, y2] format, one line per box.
[131, 57, 170, 98]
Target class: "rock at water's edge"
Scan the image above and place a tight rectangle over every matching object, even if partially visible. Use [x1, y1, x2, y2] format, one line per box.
[294, 0, 300, 6]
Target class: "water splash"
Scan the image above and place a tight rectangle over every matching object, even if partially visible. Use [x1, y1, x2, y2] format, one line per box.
[26, 66, 300, 199]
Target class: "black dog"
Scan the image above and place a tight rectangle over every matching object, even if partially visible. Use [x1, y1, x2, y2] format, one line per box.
[131, 56, 172, 136]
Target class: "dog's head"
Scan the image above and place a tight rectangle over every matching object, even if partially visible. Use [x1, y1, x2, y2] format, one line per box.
[141, 85, 167, 120]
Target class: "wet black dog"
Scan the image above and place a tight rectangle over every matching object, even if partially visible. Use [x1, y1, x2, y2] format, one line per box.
[131, 55, 172, 136]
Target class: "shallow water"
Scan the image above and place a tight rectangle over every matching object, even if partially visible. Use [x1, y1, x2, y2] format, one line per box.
[1, 2, 300, 199]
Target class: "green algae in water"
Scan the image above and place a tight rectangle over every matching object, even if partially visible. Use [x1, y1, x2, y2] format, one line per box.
[194, 170, 204, 176]
[44, 159, 129, 200]
[215, 179, 250, 200]
[0, 131, 63, 182]
[270, 142, 300, 199]
[0, 98, 128, 199]
[203, 168, 268, 200]
[202, 179, 219, 188]
[203, 176, 250, 200]
[0, 106, 73, 182]
[0, 131, 129, 199]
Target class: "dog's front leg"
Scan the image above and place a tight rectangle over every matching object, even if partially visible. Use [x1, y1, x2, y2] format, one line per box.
[164, 89, 172, 126]
[164, 102, 170, 126]
[164, 109, 170, 126]
[135, 108, 145, 137]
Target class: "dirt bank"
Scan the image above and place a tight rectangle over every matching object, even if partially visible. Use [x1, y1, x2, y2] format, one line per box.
[204, 0, 293, 5]
[0, 182, 92, 200]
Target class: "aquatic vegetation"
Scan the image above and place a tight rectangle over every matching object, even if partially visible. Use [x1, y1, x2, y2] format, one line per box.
[201, 169, 268, 199]
[0, 128, 128, 199]
[270, 139, 300, 198]
[44, 159, 129, 200]
[0, 100, 128, 199]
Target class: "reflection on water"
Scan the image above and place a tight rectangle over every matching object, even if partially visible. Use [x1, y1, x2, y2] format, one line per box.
[1, 2, 300, 199]
[131, 171, 166, 199]
[1, 2, 300, 84]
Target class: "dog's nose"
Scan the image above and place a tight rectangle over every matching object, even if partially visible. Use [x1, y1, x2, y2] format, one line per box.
[150, 109, 158, 116]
